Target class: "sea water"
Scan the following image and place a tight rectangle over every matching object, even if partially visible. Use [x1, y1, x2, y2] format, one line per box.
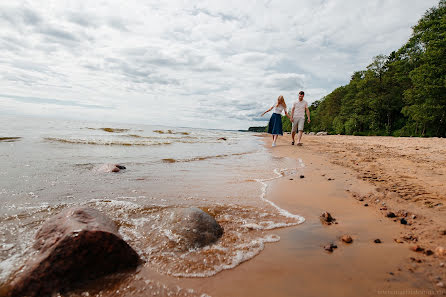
[0, 115, 304, 287]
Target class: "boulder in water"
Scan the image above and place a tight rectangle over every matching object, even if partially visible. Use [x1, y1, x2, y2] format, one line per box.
[166, 207, 223, 251]
[9, 207, 140, 297]
[96, 164, 126, 173]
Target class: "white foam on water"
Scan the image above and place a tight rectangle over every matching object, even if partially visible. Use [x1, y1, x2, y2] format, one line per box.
[241, 223, 262, 230]
[168, 233, 280, 278]
[131, 217, 152, 227]
[0, 240, 37, 284]
[0, 243, 15, 251]
[258, 221, 300, 230]
[254, 167, 305, 224]
[0, 254, 21, 282]
[87, 199, 141, 210]
[163, 229, 182, 243]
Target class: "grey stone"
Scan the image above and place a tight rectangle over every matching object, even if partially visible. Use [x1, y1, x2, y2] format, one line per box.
[166, 207, 223, 251]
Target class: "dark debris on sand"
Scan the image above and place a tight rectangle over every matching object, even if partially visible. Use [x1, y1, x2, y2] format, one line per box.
[320, 212, 336, 225]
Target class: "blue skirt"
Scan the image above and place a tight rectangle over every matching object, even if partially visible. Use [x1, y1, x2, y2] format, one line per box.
[268, 113, 283, 135]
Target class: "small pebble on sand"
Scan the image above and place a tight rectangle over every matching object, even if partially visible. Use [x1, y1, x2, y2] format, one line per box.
[341, 235, 353, 243]
[386, 212, 396, 218]
[410, 245, 425, 252]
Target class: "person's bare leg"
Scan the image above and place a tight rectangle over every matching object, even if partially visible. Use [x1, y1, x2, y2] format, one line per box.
[291, 131, 296, 143]
[297, 130, 303, 144]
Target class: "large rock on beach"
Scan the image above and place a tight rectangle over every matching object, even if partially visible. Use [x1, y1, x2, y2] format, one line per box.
[166, 207, 223, 251]
[9, 207, 140, 297]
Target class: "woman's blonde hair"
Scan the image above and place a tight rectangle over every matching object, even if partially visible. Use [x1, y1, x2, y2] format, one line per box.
[276, 95, 286, 108]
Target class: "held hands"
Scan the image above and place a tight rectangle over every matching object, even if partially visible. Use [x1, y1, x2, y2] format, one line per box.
[307, 119, 311, 123]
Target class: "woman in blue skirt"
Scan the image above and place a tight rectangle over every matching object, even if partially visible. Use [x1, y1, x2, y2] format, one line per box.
[261, 95, 291, 147]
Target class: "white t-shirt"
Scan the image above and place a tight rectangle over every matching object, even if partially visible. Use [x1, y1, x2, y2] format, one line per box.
[292, 100, 308, 118]
[273, 104, 285, 114]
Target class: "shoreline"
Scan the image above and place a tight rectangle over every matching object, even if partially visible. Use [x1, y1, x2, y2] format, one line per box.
[105, 133, 446, 297]
[4, 132, 446, 296]
[256, 134, 446, 294]
[177, 134, 446, 296]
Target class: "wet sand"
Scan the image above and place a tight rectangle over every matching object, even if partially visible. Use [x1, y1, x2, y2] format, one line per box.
[94, 134, 446, 297]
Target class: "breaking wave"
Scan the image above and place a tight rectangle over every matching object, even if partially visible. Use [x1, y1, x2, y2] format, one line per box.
[161, 152, 254, 163]
[44, 137, 172, 146]
[0, 137, 21, 142]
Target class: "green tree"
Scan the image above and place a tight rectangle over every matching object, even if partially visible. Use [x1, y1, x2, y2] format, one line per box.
[305, 0, 445, 137]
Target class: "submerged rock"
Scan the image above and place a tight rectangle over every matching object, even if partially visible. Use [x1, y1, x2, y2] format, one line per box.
[9, 207, 140, 297]
[96, 164, 126, 173]
[166, 207, 223, 251]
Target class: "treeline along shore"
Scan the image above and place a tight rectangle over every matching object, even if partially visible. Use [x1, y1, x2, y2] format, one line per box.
[251, 1, 445, 137]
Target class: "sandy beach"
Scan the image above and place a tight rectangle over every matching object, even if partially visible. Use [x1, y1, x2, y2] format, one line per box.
[251, 134, 446, 295]
[58, 134, 446, 297]
[175, 134, 446, 297]
[3, 127, 446, 297]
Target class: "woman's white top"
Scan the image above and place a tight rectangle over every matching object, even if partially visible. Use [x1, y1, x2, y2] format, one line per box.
[273, 104, 285, 114]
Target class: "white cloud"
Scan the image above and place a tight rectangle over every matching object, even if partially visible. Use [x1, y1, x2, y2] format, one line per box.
[0, 0, 439, 129]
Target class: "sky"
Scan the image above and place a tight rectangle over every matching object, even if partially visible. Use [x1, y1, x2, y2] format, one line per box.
[0, 0, 439, 130]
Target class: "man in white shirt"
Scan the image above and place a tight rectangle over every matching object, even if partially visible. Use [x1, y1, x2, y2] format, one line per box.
[290, 91, 311, 146]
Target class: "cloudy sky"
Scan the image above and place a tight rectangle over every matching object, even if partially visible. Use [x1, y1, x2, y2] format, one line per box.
[0, 0, 439, 129]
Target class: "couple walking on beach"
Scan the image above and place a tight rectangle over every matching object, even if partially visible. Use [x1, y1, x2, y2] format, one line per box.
[261, 91, 310, 147]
